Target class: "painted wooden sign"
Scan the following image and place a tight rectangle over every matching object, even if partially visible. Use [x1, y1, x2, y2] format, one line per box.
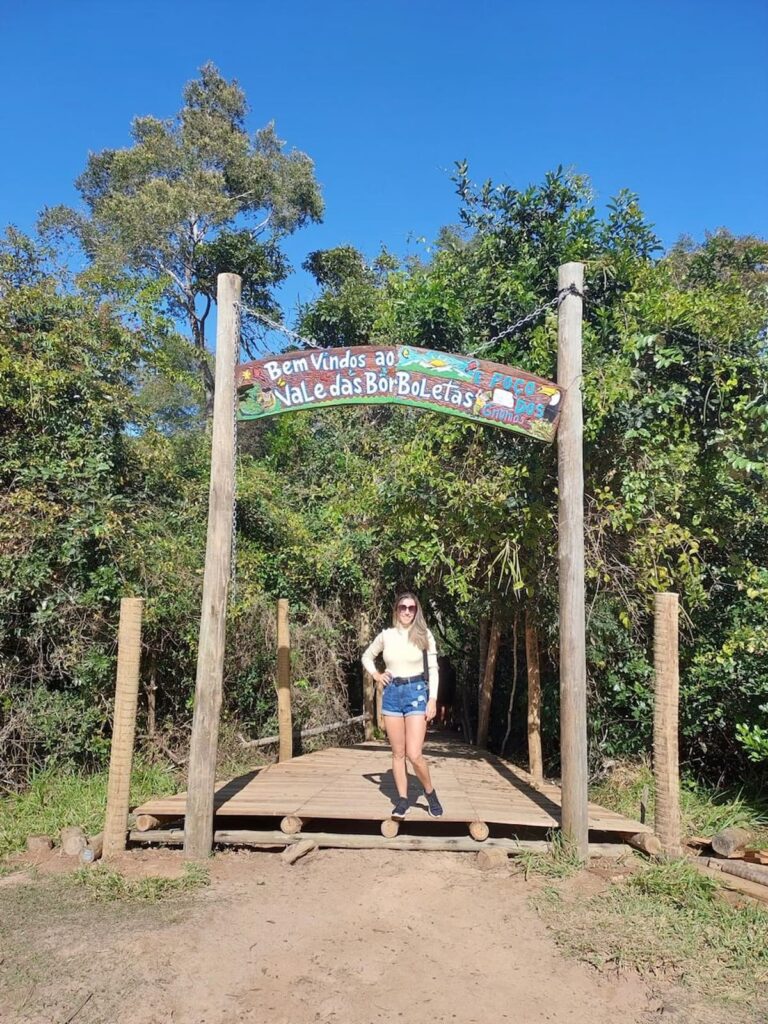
[237, 345, 563, 442]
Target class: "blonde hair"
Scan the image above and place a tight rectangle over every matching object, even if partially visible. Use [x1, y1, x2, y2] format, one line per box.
[392, 591, 429, 650]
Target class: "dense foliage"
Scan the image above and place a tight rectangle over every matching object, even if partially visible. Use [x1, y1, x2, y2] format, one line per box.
[1, 69, 766, 792]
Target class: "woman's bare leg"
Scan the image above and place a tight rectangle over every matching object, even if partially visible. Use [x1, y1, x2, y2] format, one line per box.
[384, 715, 408, 798]
[404, 714, 434, 793]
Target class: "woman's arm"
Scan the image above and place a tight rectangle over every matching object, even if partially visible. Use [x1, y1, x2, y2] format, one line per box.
[426, 630, 439, 702]
[362, 630, 387, 683]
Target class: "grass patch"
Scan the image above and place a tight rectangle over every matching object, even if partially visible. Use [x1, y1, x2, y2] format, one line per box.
[66, 861, 210, 903]
[516, 830, 585, 880]
[0, 759, 179, 857]
[590, 759, 768, 843]
[535, 859, 768, 1019]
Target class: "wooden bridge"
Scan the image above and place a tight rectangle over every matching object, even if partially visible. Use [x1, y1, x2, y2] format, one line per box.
[131, 738, 650, 854]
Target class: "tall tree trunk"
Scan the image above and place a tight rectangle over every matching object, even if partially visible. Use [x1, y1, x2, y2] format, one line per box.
[477, 610, 501, 748]
[191, 309, 215, 415]
[145, 656, 157, 741]
[501, 612, 519, 757]
[526, 607, 543, 782]
[477, 614, 490, 710]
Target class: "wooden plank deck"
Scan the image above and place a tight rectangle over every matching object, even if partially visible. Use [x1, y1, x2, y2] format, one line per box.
[134, 738, 649, 836]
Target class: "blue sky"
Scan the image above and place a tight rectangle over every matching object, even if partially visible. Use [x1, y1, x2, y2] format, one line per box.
[1, 0, 766, 319]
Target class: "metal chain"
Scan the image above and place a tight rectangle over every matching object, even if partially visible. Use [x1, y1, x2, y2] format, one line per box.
[236, 301, 325, 351]
[469, 283, 584, 357]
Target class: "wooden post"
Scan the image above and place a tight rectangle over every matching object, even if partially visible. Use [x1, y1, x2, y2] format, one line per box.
[277, 598, 293, 761]
[184, 272, 242, 860]
[477, 609, 501, 748]
[557, 261, 589, 860]
[525, 607, 543, 783]
[359, 612, 375, 740]
[653, 592, 682, 858]
[103, 597, 144, 858]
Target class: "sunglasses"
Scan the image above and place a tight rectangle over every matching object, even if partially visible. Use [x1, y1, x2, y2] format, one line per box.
[398, 603, 417, 612]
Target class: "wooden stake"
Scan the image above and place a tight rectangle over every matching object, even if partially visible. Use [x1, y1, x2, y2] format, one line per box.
[477, 609, 501, 748]
[557, 261, 589, 861]
[277, 598, 293, 761]
[525, 608, 543, 783]
[359, 612, 375, 740]
[653, 592, 682, 858]
[103, 597, 144, 858]
[184, 273, 242, 861]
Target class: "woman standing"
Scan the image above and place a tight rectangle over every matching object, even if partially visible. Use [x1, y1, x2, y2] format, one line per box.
[362, 592, 443, 820]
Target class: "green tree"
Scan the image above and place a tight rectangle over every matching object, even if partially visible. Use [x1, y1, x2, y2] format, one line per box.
[40, 63, 323, 411]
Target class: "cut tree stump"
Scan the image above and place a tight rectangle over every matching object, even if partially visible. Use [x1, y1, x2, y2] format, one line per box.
[26, 835, 53, 854]
[477, 848, 508, 871]
[281, 839, 316, 865]
[60, 826, 87, 857]
[711, 827, 751, 859]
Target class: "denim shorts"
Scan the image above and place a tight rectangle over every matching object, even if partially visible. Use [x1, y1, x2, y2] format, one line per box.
[382, 677, 428, 717]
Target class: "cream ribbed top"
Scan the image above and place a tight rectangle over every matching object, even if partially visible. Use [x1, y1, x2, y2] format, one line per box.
[362, 626, 439, 701]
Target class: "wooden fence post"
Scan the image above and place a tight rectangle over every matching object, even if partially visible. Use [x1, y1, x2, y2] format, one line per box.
[184, 272, 242, 860]
[359, 612, 375, 740]
[277, 599, 293, 761]
[103, 597, 144, 858]
[557, 261, 589, 860]
[525, 607, 543, 784]
[654, 592, 682, 858]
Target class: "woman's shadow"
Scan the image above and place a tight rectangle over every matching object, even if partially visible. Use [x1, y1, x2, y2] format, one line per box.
[362, 770, 427, 812]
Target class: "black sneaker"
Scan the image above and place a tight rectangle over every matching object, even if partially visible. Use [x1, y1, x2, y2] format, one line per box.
[391, 797, 409, 820]
[425, 790, 443, 817]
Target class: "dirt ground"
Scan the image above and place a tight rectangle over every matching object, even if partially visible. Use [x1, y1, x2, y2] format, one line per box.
[0, 845, 725, 1024]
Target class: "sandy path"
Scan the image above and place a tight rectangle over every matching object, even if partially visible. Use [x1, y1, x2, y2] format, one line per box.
[75, 848, 654, 1024]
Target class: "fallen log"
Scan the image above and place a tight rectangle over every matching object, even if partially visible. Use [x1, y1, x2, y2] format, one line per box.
[380, 819, 400, 839]
[717, 859, 768, 888]
[711, 827, 751, 859]
[129, 827, 635, 858]
[135, 815, 162, 832]
[281, 839, 316, 865]
[621, 832, 662, 857]
[280, 816, 304, 835]
[238, 714, 369, 749]
[468, 821, 490, 842]
[693, 859, 768, 905]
